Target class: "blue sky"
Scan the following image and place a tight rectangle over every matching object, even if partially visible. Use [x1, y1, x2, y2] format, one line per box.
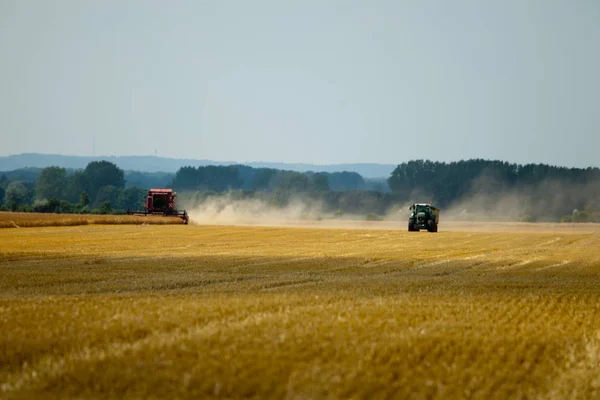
[1, 1, 598, 167]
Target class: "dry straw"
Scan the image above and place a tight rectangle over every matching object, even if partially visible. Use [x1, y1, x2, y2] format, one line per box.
[0, 212, 184, 228]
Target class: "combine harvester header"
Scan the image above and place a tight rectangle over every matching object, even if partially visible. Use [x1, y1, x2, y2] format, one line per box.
[126, 188, 189, 224]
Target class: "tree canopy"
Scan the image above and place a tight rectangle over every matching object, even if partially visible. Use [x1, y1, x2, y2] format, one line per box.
[388, 159, 600, 221]
[2, 158, 600, 222]
[84, 161, 126, 200]
[36, 166, 67, 200]
[5, 181, 32, 207]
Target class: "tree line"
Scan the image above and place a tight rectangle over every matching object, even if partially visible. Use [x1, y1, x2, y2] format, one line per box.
[0, 161, 147, 214]
[171, 165, 371, 193]
[1, 159, 600, 222]
[387, 159, 600, 222]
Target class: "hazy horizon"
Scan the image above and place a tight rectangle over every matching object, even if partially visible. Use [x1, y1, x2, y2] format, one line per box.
[3, 152, 599, 171]
[1, 1, 599, 167]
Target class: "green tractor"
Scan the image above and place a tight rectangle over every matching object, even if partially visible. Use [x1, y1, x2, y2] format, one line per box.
[408, 203, 439, 232]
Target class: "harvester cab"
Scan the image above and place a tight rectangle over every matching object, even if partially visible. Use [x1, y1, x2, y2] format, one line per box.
[408, 203, 439, 232]
[126, 188, 189, 224]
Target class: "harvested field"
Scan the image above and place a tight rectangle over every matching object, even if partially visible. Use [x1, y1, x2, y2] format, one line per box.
[1, 222, 600, 399]
[0, 211, 186, 228]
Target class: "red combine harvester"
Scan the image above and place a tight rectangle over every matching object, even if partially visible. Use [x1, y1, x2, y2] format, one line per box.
[126, 188, 189, 224]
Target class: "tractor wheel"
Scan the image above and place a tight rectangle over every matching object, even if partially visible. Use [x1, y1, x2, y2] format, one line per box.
[408, 219, 415, 231]
[427, 220, 434, 232]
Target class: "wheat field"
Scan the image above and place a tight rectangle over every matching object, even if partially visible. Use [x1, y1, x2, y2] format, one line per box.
[1, 220, 600, 399]
[0, 211, 186, 228]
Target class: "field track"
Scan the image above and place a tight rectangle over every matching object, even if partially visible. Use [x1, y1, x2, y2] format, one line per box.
[1, 222, 600, 398]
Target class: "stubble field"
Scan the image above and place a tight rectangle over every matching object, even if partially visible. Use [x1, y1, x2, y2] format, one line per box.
[1, 217, 600, 399]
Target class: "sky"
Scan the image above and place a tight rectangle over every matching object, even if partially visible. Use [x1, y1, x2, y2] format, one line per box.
[1, 1, 599, 167]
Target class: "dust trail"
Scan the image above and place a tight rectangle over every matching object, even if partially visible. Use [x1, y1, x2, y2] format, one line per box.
[184, 194, 600, 233]
[186, 193, 342, 227]
[441, 175, 600, 223]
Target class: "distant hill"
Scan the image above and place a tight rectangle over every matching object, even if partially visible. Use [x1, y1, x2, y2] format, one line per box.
[0, 167, 42, 182]
[0, 166, 175, 189]
[0, 153, 396, 178]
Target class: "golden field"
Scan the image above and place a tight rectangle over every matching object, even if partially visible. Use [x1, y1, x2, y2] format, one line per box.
[1, 220, 600, 399]
[0, 211, 185, 228]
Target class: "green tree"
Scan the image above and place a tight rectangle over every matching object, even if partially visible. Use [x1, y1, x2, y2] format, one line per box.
[311, 173, 329, 192]
[36, 166, 67, 200]
[0, 174, 8, 190]
[64, 171, 88, 203]
[118, 187, 147, 210]
[99, 201, 112, 214]
[171, 166, 198, 190]
[84, 161, 125, 202]
[79, 192, 90, 207]
[249, 169, 278, 191]
[328, 172, 365, 191]
[94, 185, 123, 209]
[5, 181, 31, 205]
[273, 172, 310, 193]
[172, 165, 243, 192]
[0, 187, 4, 205]
[32, 198, 61, 213]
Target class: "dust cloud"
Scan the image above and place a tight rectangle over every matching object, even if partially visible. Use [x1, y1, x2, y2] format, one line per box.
[182, 174, 600, 233]
[443, 179, 599, 223]
[187, 195, 322, 226]
[185, 193, 400, 230]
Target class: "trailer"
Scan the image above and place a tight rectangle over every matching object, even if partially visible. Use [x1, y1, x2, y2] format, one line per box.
[126, 188, 189, 224]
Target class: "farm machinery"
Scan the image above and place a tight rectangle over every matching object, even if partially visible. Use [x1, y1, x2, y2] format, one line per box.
[126, 188, 189, 224]
[408, 203, 439, 232]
